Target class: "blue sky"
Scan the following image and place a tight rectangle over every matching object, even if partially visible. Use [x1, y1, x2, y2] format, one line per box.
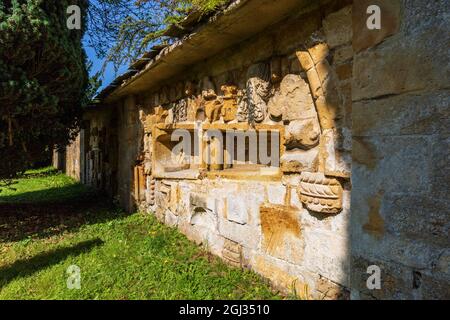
[84, 40, 129, 94]
[83, 0, 129, 94]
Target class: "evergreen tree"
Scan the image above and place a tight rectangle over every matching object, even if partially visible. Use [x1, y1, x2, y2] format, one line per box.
[0, 0, 89, 180]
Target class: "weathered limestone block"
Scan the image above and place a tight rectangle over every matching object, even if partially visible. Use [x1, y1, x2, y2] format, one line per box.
[189, 193, 218, 230]
[350, 256, 415, 300]
[316, 276, 350, 300]
[333, 45, 353, 64]
[218, 219, 260, 250]
[165, 209, 179, 227]
[267, 184, 286, 206]
[383, 194, 450, 248]
[298, 172, 343, 214]
[323, 6, 352, 49]
[353, 91, 450, 137]
[318, 129, 351, 178]
[296, 51, 314, 72]
[353, 30, 449, 101]
[251, 254, 314, 299]
[226, 196, 248, 225]
[260, 204, 304, 265]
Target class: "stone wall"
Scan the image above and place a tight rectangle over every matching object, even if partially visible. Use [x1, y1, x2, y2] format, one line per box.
[350, 0, 450, 299]
[58, 0, 449, 299]
[53, 133, 81, 181]
[114, 0, 354, 299]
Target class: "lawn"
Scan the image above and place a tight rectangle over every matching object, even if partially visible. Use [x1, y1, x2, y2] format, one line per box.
[0, 168, 281, 300]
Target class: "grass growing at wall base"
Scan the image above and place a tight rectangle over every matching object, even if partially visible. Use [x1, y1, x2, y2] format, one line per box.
[0, 168, 281, 299]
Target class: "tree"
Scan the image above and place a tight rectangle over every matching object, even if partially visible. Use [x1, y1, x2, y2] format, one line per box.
[86, 0, 228, 72]
[0, 0, 89, 180]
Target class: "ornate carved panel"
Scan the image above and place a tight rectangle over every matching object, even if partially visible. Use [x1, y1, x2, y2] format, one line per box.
[298, 172, 343, 214]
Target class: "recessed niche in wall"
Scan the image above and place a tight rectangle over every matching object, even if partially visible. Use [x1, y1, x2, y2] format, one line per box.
[202, 123, 284, 180]
[152, 123, 284, 180]
[152, 123, 201, 179]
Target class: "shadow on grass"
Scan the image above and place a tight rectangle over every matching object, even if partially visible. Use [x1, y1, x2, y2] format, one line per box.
[0, 238, 104, 287]
[0, 185, 129, 243]
[0, 184, 94, 204]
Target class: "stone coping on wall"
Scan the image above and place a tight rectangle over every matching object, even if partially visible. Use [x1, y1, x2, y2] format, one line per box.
[102, 0, 312, 103]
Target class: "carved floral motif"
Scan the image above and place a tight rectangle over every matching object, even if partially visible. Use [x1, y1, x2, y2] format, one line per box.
[298, 171, 343, 214]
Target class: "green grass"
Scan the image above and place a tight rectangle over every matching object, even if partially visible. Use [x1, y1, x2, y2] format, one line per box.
[0, 167, 93, 204]
[0, 168, 281, 300]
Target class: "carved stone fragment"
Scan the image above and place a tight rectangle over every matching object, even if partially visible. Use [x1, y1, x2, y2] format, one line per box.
[146, 175, 156, 206]
[285, 119, 320, 150]
[221, 85, 238, 122]
[201, 76, 217, 100]
[298, 171, 343, 214]
[236, 89, 248, 122]
[268, 74, 317, 122]
[205, 99, 222, 123]
[222, 238, 242, 267]
[144, 106, 168, 133]
[173, 99, 188, 123]
[246, 63, 271, 123]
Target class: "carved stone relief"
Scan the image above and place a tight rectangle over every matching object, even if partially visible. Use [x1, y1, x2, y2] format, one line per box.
[285, 119, 320, 150]
[144, 106, 168, 132]
[236, 89, 249, 122]
[146, 175, 156, 206]
[201, 76, 222, 123]
[221, 85, 238, 123]
[245, 63, 271, 124]
[173, 99, 188, 123]
[298, 172, 343, 214]
[222, 238, 242, 267]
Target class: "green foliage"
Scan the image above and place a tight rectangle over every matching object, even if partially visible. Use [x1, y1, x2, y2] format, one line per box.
[87, 0, 228, 72]
[0, 0, 89, 180]
[0, 169, 281, 299]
